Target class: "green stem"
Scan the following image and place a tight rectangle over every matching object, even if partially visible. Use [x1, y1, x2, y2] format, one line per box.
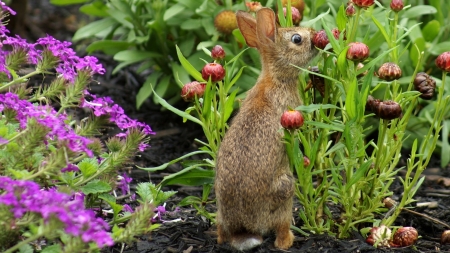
[2, 70, 43, 89]
[391, 12, 399, 63]
[349, 8, 362, 43]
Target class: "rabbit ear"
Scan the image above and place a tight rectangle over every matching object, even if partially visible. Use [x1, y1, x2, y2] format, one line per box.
[236, 10, 258, 48]
[256, 8, 276, 45]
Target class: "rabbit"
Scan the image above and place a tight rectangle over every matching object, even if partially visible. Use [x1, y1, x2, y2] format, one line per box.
[215, 7, 317, 251]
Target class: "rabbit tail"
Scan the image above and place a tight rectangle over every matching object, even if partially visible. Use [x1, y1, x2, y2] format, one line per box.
[230, 233, 263, 251]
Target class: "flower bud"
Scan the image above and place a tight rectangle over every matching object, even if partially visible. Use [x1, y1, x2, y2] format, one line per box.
[435, 52, 450, 72]
[211, 45, 225, 61]
[202, 63, 225, 82]
[377, 62, 402, 81]
[366, 96, 402, 120]
[283, 7, 302, 25]
[281, 0, 305, 14]
[441, 230, 450, 244]
[353, 0, 375, 8]
[383, 197, 397, 209]
[312, 28, 340, 50]
[347, 42, 370, 62]
[366, 225, 392, 247]
[414, 72, 436, 100]
[181, 81, 206, 102]
[303, 155, 310, 167]
[214, 10, 237, 35]
[346, 2, 356, 16]
[390, 0, 404, 12]
[281, 110, 304, 130]
[392, 227, 418, 247]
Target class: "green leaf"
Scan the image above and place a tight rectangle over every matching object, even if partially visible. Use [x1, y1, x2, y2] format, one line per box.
[112, 50, 162, 74]
[178, 195, 202, 206]
[160, 167, 215, 186]
[301, 8, 330, 27]
[73, 18, 117, 42]
[306, 121, 344, 132]
[138, 150, 210, 171]
[223, 89, 238, 122]
[98, 193, 116, 204]
[41, 245, 62, 253]
[371, 15, 390, 45]
[429, 41, 450, 56]
[136, 72, 163, 109]
[336, 4, 347, 31]
[79, 2, 109, 17]
[295, 104, 340, 113]
[78, 158, 99, 178]
[86, 40, 131, 55]
[81, 180, 112, 195]
[164, 4, 185, 21]
[402, 5, 437, 19]
[345, 78, 357, 119]
[176, 45, 204, 81]
[409, 38, 425, 68]
[422, 20, 440, 42]
[152, 75, 172, 105]
[441, 120, 450, 168]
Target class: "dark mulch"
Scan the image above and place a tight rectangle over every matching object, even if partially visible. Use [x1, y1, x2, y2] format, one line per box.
[8, 1, 450, 252]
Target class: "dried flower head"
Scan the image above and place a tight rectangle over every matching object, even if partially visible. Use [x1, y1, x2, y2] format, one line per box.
[414, 72, 436, 100]
[211, 45, 226, 61]
[353, 0, 375, 8]
[366, 225, 392, 247]
[392, 227, 418, 247]
[346, 2, 356, 16]
[390, 0, 404, 12]
[377, 62, 402, 81]
[214, 10, 237, 35]
[181, 81, 206, 102]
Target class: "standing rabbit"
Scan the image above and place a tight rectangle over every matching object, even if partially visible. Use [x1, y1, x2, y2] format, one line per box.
[215, 7, 317, 251]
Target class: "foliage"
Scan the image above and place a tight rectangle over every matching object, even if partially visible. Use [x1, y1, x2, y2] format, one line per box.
[51, 0, 266, 108]
[149, 0, 450, 245]
[0, 3, 173, 252]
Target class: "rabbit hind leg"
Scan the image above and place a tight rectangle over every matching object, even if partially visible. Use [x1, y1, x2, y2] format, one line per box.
[273, 199, 295, 250]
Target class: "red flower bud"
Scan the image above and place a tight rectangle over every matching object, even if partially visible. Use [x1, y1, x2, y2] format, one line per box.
[282, 7, 302, 25]
[281, 110, 304, 130]
[202, 63, 225, 82]
[347, 42, 370, 62]
[303, 155, 310, 167]
[414, 72, 436, 100]
[353, 0, 375, 8]
[211, 45, 225, 61]
[366, 96, 402, 120]
[346, 3, 356, 16]
[390, 0, 404, 12]
[377, 62, 402, 81]
[436, 51, 450, 72]
[312, 29, 340, 50]
[181, 81, 206, 102]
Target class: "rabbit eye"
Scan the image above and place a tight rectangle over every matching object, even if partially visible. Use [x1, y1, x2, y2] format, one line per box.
[291, 34, 302, 45]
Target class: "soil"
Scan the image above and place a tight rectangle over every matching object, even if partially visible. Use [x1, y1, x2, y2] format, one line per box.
[7, 1, 450, 252]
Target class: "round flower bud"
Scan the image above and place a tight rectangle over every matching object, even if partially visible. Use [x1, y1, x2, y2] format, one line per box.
[353, 0, 375, 8]
[202, 63, 226, 83]
[281, 110, 304, 130]
[414, 72, 436, 100]
[214, 10, 237, 35]
[281, 0, 305, 14]
[441, 230, 450, 245]
[377, 62, 402, 81]
[303, 155, 311, 167]
[390, 0, 404, 12]
[392, 227, 418, 247]
[435, 51, 450, 72]
[346, 3, 356, 16]
[312, 29, 340, 50]
[181, 81, 206, 102]
[366, 225, 392, 247]
[211, 45, 225, 61]
[383, 197, 397, 209]
[347, 42, 370, 62]
[375, 100, 402, 120]
[283, 7, 302, 25]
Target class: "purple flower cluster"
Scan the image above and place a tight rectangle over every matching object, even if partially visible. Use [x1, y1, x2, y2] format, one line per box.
[0, 176, 114, 248]
[81, 91, 154, 151]
[118, 173, 132, 195]
[0, 92, 93, 156]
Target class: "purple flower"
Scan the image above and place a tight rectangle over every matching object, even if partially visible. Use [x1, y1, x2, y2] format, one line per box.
[0, 176, 114, 248]
[1, 2, 16, 15]
[0, 92, 93, 156]
[76, 56, 105, 75]
[117, 173, 132, 195]
[61, 164, 80, 173]
[81, 91, 154, 151]
[123, 204, 134, 213]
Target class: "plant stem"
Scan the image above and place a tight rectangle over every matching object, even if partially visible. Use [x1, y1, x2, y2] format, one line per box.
[4, 233, 43, 253]
[2, 70, 43, 89]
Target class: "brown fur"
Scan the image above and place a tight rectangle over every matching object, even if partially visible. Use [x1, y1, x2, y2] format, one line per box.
[215, 8, 317, 251]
